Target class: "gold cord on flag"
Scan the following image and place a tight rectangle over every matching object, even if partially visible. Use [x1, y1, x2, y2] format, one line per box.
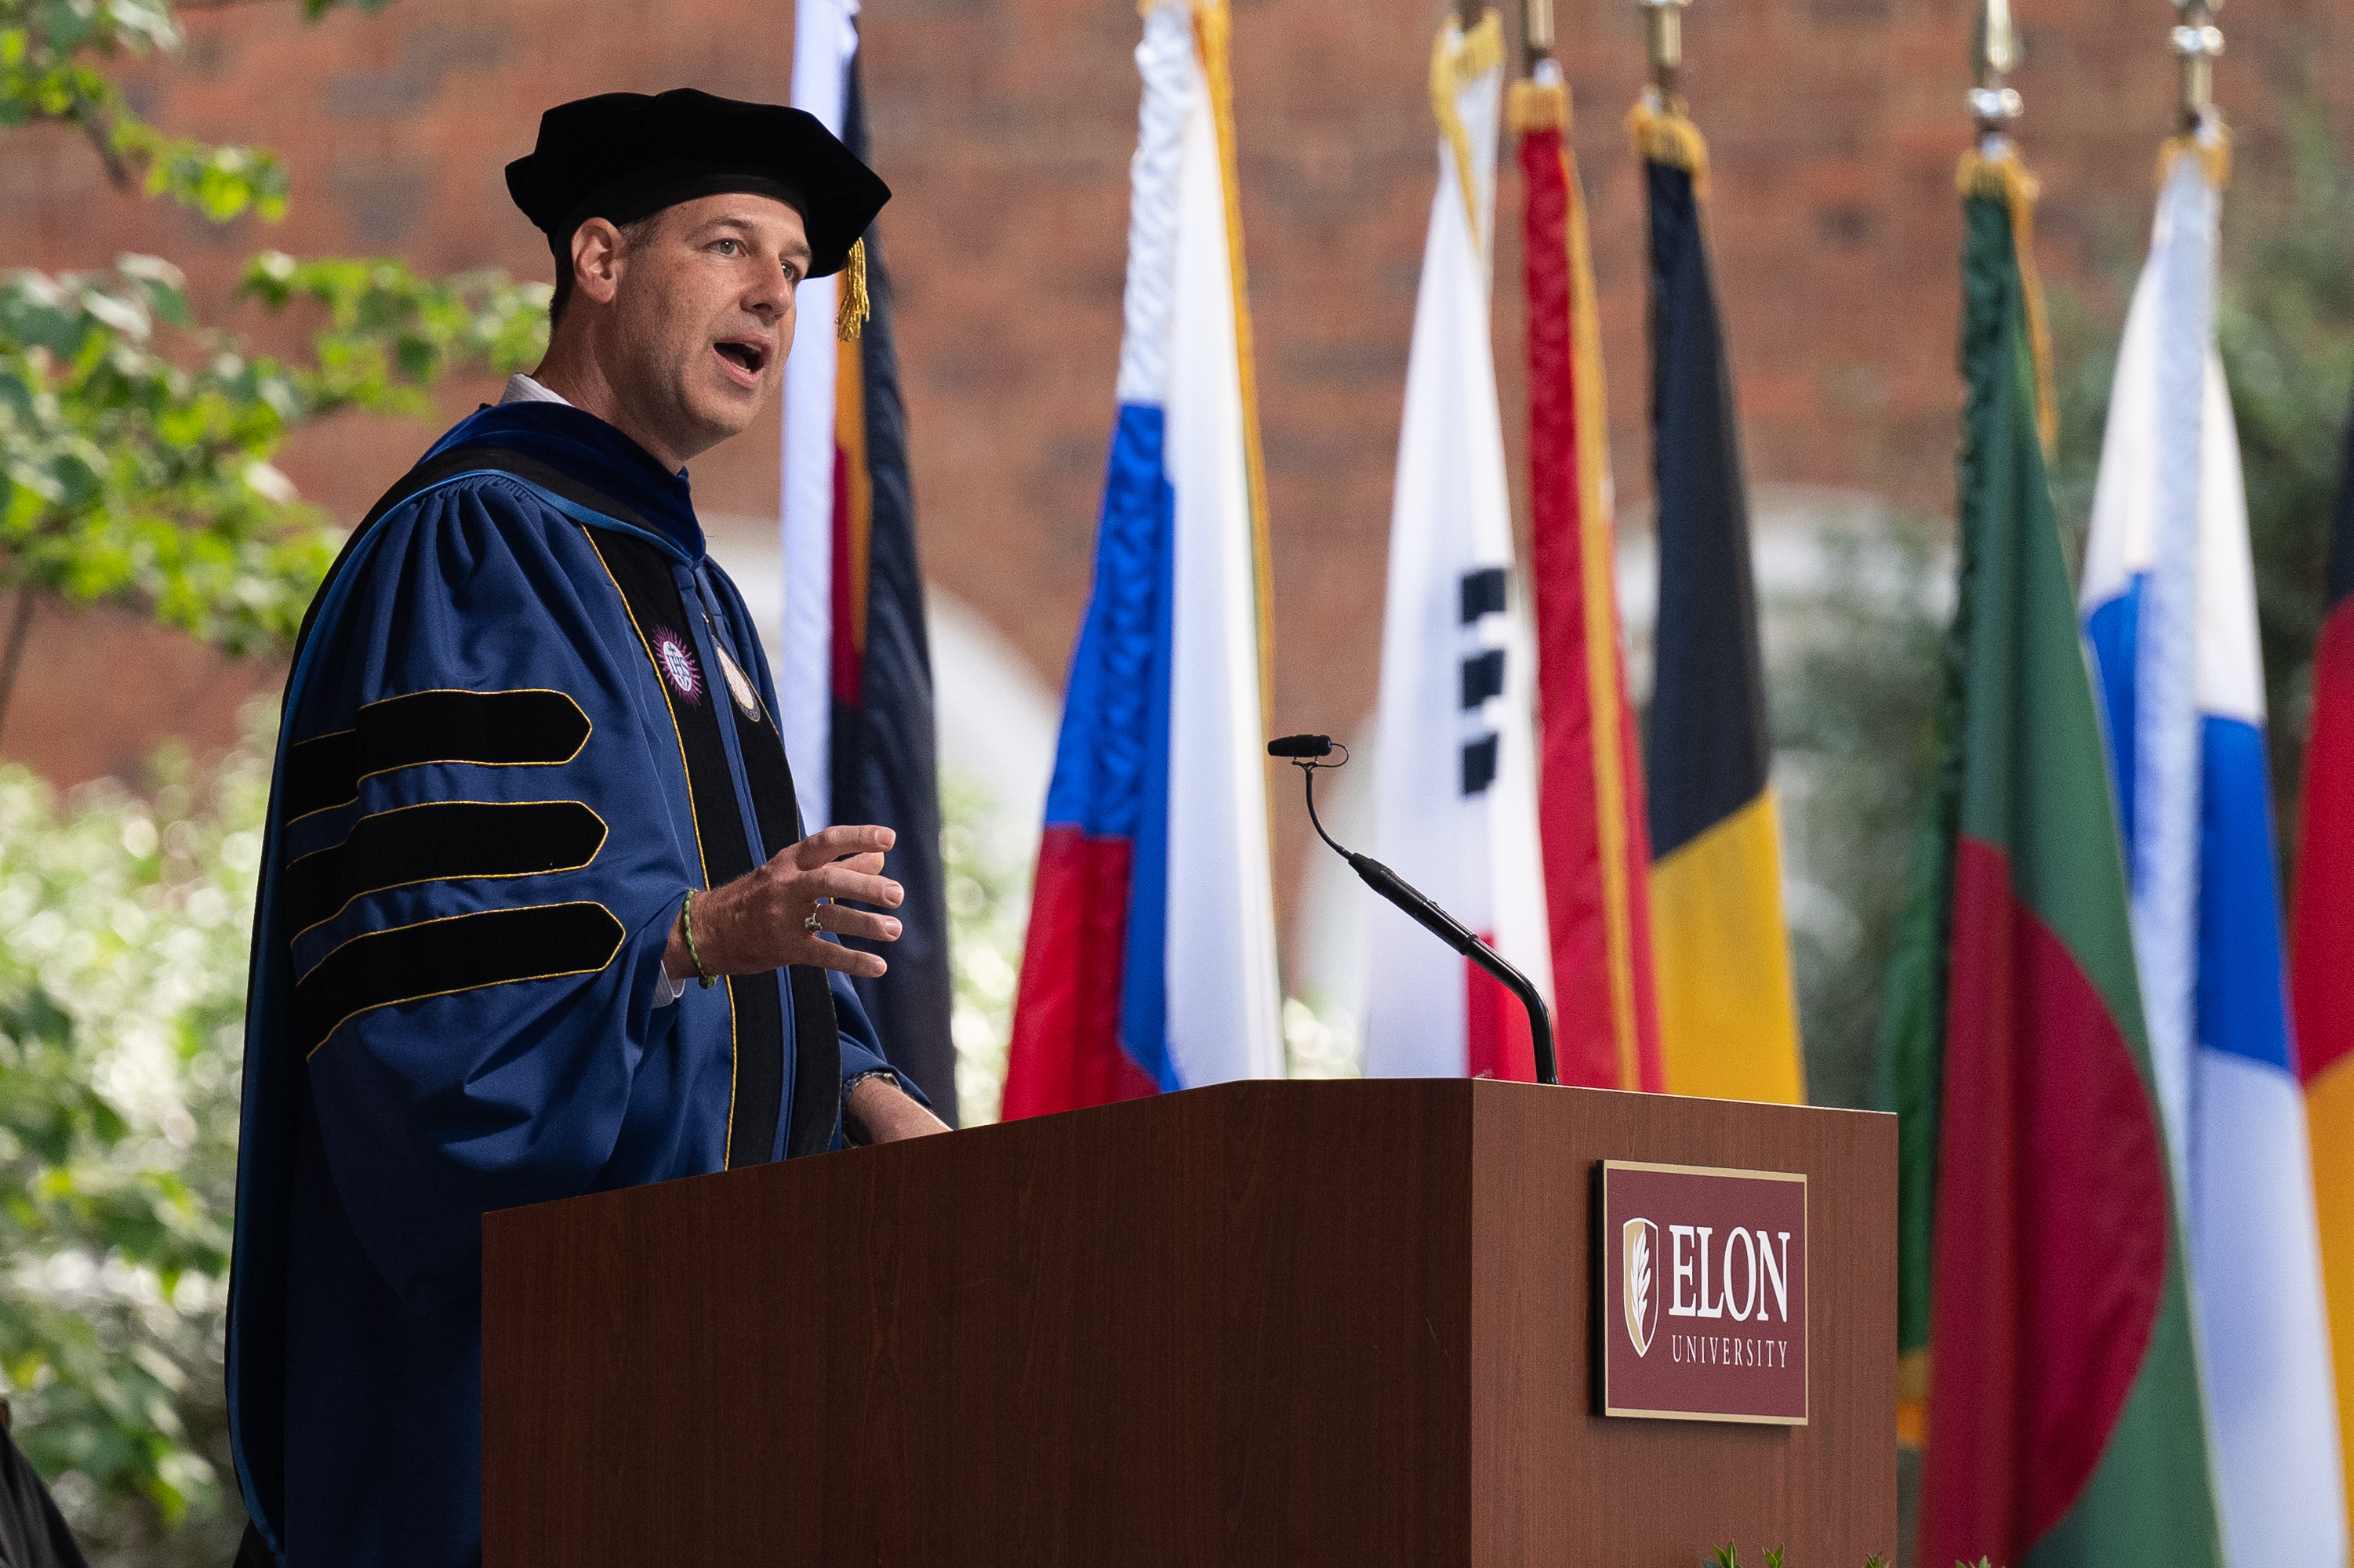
[835, 238, 870, 340]
[1190, 0, 1277, 744]
[1898, 1346, 1931, 1447]
[1956, 148, 2059, 459]
[1430, 11, 1506, 251]
[1505, 78, 1566, 131]
[2158, 125, 2232, 190]
[1625, 99, 1712, 199]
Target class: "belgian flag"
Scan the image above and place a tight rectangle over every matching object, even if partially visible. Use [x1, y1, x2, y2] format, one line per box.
[1629, 103, 1804, 1102]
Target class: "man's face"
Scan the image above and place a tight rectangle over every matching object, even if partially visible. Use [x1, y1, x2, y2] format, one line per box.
[596, 192, 812, 464]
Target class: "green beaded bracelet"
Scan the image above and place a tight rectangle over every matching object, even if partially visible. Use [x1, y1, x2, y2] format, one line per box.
[681, 887, 717, 989]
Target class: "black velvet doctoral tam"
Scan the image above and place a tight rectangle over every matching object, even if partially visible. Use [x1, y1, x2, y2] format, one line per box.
[504, 88, 889, 280]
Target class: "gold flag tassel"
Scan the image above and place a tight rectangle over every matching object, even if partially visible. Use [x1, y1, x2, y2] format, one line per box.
[1430, 9, 1506, 249]
[1628, 0, 1709, 196]
[1626, 99, 1711, 197]
[836, 238, 870, 341]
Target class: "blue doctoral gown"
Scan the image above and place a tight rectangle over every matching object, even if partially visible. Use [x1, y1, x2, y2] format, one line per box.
[226, 401, 908, 1567]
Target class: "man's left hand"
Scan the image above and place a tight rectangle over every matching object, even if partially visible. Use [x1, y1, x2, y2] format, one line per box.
[846, 1075, 950, 1145]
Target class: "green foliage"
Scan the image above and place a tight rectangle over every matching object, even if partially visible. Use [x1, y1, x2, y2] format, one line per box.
[1703, 1545, 1789, 1567]
[2218, 115, 2354, 865]
[0, 706, 272, 1564]
[0, 256, 334, 653]
[242, 253, 550, 421]
[940, 770, 1028, 1124]
[1773, 518, 1950, 1110]
[0, 253, 547, 653]
[0, 0, 552, 666]
[0, 0, 285, 223]
[1, 0, 399, 220]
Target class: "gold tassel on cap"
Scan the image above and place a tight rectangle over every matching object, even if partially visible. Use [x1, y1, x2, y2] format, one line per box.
[835, 238, 870, 341]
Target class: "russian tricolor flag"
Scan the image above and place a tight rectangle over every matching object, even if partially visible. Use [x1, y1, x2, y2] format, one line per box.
[1000, 0, 1282, 1116]
[2081, 136, 2346, 1568]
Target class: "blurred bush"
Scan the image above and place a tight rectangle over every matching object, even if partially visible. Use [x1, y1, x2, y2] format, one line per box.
[0, 705, 273, 1566]
[1772, 520, 1950, 1112]
[940, 771, 1027, 1125]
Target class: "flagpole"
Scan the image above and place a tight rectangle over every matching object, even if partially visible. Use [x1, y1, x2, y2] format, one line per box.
[2171, 0, 2224, 133]
[1637, 0, 1689, 108]
[1520, 0, 1550, 71]
[1969, 0, 2023, 143]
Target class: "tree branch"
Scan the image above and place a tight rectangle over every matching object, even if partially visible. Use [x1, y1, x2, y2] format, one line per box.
[0, 585, 40, 753]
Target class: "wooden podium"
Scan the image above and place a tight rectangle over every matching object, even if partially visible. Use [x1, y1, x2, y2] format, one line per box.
[483, 1080, 1894, 1566]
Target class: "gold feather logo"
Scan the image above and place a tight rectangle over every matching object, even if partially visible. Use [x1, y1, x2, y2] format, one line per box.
[1624, 1218, 1658, 1358]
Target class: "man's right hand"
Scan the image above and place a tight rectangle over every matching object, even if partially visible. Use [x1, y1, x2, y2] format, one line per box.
[663, 824, 904, 983]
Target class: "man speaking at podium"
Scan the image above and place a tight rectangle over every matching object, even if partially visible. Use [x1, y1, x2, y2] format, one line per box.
[224, 90, 947, 1568]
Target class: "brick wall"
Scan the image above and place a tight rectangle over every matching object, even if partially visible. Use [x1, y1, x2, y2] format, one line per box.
[1, 0, 2346, 901]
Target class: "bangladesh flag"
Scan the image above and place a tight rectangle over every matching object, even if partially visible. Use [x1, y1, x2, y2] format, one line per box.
[1877, 148, 2224, 1568]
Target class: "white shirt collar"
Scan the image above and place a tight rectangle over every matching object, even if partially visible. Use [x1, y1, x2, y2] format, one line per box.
[499, 372, 572, 408]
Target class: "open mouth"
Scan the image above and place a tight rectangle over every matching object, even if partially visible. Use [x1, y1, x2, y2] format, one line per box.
[715, 339, 768, 379]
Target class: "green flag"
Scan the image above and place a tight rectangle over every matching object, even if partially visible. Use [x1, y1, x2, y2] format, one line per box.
[1881, 147, 2225, 1568]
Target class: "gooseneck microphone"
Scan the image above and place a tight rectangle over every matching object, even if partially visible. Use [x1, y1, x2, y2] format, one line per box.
[1268, 735, 1560, 1087]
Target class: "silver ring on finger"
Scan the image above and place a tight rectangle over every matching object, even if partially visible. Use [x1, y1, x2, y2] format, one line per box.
[805, 907, 826, 935]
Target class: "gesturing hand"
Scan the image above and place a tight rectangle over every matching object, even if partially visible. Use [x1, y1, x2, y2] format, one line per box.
[664, 825, 904, 983]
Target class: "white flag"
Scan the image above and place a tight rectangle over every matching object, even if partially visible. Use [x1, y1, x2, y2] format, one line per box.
[779, 0, 862, 827]
[2080, 134, 2347, 1568]
[1363, 12, 1553, 1080]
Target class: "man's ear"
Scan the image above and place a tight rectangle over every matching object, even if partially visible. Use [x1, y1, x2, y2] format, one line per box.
[569, 219, 629, 309]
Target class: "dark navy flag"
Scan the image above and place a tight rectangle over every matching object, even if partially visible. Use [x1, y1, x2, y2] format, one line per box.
[780, 22, 956, 1122]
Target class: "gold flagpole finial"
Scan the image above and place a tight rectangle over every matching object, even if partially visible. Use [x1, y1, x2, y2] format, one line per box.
[2171, 0, 2225, 133]
[1969, 0, 2024, 140]
[1637, 0, 1691, 107]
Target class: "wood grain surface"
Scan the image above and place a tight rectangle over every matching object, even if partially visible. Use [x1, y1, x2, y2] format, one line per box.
[482, 1079, 1893, 1566]
[1468, 1085, 1897, 1566]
